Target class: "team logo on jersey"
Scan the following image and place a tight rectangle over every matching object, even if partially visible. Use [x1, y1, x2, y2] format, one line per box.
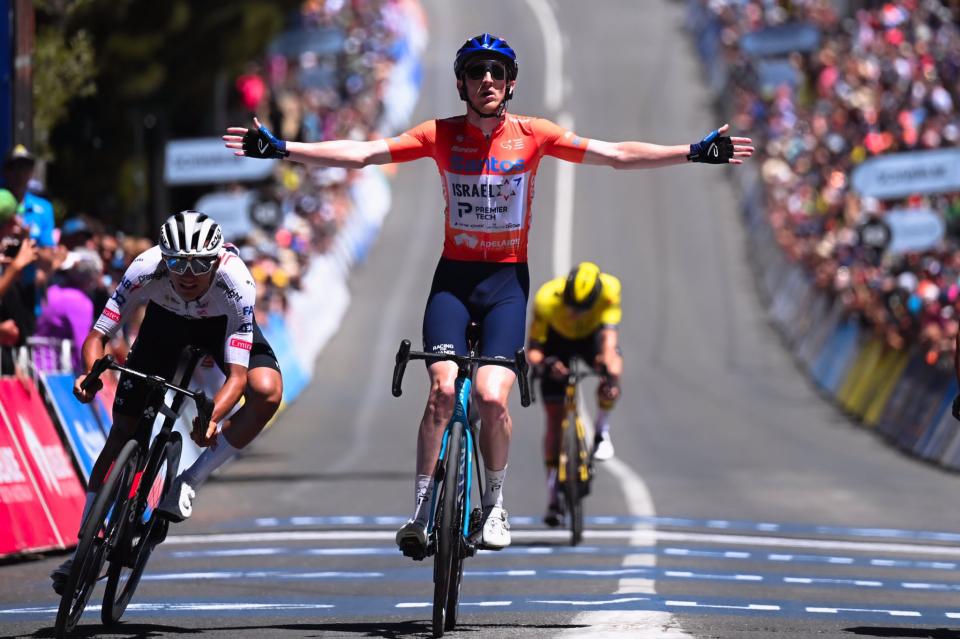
[450, 155, 525, 174]
[229, 338, 253, 351]
[453, 233, 479, 249]
[500, 138, 524, 150]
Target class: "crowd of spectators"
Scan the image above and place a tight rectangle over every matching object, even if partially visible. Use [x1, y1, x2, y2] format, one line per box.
[0, 0, 421, 376]
[696, 0, 960, 365]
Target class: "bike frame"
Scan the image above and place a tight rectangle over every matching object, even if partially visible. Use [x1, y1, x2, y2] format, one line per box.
[558, 358, 592, 485]
[428, 376, 478, 539]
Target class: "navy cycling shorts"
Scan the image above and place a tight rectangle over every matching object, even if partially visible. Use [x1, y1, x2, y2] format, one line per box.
[422, 258, 530, 361]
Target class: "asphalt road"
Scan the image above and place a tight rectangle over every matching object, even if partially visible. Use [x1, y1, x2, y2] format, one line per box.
[5, 1, 960, 637]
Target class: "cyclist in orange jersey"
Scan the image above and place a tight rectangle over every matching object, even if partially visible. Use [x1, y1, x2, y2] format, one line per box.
[225, 33, 753, 553]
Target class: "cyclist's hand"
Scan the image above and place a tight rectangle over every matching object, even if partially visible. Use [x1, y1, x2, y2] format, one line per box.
[73, 374, 97, 403]
[224, 117, 288, 159]
[191, 416, 218, 447]
[547, 358, 569, 381]
[599, 379, 620, 402]
[952, 395, 960, 422]
[687, 124, 754, 165]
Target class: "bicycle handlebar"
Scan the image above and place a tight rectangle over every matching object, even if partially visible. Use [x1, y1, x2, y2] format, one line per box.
[391, 340, 531, 407]
[528, 357, 610, 404]
[80, 355, 215, 426]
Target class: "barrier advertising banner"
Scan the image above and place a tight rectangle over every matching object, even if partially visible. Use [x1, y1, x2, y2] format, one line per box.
[0, 379, 85, 546]
[0, 407, 61, 556]
[851, 148, 960, 200]
[42, 373, 107, 483]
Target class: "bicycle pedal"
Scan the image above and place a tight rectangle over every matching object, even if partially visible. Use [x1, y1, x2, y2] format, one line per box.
[398, 540, 428, 561]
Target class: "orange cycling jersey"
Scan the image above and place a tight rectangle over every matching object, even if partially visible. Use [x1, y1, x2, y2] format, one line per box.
[386, 115, 587, 263]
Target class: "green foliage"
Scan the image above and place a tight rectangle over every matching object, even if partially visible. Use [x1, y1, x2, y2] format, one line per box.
[39, 0, 301, 230]
[33, 27, 96, 162]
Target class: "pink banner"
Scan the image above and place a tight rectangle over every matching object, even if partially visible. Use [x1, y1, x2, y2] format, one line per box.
[0, 379, 85, 550]
[0, 408, 60, 556]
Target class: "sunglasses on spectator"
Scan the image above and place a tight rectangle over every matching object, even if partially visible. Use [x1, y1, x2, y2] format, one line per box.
[464, 60, 507, 81]
[165, 255, 216, 276]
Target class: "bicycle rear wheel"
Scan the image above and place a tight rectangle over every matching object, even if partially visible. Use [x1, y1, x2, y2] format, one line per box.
[102, 432, 182, 624]
[55, 439, 139, 638]
[433, 421, 464, 638]
[563, 412, 584, 546]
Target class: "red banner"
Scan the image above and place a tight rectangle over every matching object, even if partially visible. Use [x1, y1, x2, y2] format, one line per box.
[0, 409, 60, 556]
[0, 379, 85, 551]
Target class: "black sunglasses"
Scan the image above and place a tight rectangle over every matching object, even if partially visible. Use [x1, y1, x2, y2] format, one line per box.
[165, 255, 216, 276]
[464, 60, 507, 81]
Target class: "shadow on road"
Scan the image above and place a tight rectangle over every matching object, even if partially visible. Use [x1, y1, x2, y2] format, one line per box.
[25, 620, 587, 638]
[211, 470, 411, 484]
[27, 623, 202, 637]
[845, 627, 960, 638]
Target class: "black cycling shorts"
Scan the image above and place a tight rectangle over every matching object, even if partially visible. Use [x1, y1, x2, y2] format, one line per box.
[537, 329, 601, 402]
[422, 258, 530, 361]
[112, 301, 280, 418]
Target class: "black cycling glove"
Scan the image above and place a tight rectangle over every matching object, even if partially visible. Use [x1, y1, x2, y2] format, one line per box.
[242, 124, 289, 159]
[687, 129, 734, 164]
[952, 394, 960, 421]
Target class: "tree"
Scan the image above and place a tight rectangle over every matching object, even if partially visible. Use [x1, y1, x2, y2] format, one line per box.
[37, 0, 300, 231]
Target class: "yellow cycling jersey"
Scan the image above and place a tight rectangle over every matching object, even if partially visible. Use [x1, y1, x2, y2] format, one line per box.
[528, 273, 622, 342]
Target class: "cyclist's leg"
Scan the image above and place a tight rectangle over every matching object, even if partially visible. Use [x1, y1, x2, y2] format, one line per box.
[397, 267, 470, 548]
[592, 329, 622, 459]
[472, 263, 529, 547]
[539, 346, 566, 520]
[176, 321, 283, 496]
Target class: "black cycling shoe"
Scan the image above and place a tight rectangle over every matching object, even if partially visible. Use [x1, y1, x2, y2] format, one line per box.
[50, 558, 73, 595]
[543, 503, 563, 528]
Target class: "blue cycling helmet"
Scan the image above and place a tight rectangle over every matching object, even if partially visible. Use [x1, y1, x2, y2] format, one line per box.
[454, 33, 519, 80]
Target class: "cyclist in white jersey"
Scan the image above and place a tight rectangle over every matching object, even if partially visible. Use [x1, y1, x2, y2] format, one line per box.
[51, 211, 283, 593]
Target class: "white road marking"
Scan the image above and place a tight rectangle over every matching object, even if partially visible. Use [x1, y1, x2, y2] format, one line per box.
[666, 601, 781, 612]
[533, 597, 652, 606]
[552, 112, 576, 278]
[144, 570, 383, 581]
[164, 528, 960, 557]
[807, 607, 921, 617]
[524, 0, 564, 111]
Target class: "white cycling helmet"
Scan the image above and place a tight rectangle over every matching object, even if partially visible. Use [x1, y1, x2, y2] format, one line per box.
[158, 210, 223, 258]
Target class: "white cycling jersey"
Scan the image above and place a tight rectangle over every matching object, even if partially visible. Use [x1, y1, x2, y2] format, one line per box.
[93, 245, 257, 367]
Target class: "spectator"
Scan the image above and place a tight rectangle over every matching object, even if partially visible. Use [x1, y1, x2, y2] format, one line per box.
[2, 144, 55, 272]
[0, 191, 38, 371]
[35, 249, 102, 372]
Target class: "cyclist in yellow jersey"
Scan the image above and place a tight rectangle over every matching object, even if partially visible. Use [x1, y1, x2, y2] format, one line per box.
[527, 262, 623, 526]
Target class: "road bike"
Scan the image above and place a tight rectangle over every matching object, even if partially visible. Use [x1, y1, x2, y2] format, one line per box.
[54, 348, 212, 638]
[392, 323, 530, 638]
[532, 356, 603, 546]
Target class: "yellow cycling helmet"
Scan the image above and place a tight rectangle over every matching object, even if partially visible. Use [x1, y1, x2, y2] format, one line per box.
[563, 261, 603, 310]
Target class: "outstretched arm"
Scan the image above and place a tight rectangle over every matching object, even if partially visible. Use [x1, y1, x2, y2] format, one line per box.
[579, 124, 754, 169]
[224, 118, 392, 169]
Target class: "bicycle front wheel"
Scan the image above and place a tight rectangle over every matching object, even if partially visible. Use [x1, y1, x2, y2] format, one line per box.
[433, 420, 464, 638]
[102, 432, 182, 624]
[563, 413, 584, 546]
[55, 439, 139, 638]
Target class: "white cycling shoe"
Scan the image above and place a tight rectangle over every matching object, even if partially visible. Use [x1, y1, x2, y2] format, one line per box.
[481, 506, 511, 549]
[396, 519, 428, 559]
[157, 477, 196, 523]
[593, 433, 615, 461]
